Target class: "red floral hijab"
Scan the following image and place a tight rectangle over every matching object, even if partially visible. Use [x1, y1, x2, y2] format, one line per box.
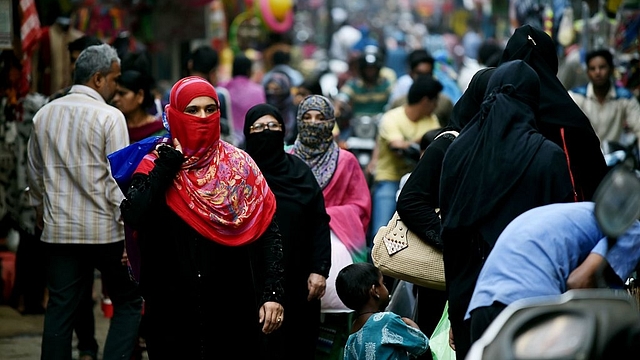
[136, 76, 276, 246]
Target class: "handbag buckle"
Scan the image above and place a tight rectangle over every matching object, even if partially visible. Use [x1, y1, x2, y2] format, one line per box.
[383, 218, 409, 255]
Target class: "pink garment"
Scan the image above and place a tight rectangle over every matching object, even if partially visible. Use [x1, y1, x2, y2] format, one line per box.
[219, 76, 266, 144]
[323, 149, 372, 261]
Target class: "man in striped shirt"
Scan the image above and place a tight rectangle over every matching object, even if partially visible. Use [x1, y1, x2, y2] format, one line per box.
[27, 44, 142, 360]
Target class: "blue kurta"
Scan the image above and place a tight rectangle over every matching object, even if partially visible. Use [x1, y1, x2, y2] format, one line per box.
[344, 312, 429, 360]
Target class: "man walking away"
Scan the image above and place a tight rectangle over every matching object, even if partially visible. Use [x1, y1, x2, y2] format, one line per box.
[27, 43, 142, 360]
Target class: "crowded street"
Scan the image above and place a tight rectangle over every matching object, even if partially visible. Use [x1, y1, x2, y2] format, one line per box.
[2, 0, 640, 359]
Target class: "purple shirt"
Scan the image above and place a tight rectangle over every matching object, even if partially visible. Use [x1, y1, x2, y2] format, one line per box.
[219, 76, 266, 145]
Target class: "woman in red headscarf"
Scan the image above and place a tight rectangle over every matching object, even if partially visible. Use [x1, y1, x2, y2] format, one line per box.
[120, 76, 284, 359]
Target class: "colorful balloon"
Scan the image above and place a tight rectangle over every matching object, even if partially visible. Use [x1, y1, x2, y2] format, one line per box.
[257, 0, 293, 33]
[270, 0, 292, 21]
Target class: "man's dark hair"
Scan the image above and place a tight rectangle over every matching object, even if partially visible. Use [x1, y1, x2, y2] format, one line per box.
[586, 49, 614, 69]
[232, 55, 252, 78]
[408, 49, 434, 71]
[408, 75, 443, 105]
[190, 46, 219, 74]
[272, 50, 290, 66]
[68, 36, 103, 53]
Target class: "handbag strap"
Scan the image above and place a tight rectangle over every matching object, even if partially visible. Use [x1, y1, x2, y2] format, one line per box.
[560, 127, 580, 202]
[434, 130, 459, 141]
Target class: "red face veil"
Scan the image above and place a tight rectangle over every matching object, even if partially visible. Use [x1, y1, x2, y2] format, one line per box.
[165, 76, 221, 167]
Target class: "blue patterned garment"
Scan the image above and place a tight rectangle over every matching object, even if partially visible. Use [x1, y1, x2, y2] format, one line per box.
[344, 312, 429, 360]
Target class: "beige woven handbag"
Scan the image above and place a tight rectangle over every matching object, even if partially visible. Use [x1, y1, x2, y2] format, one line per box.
[371, 211, 446, 291]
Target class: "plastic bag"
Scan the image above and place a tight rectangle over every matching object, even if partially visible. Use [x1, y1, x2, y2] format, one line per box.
[430, 301, 456, 360]
[385, 280, 417, 319]
[107, 135, 169, 191]
[557, 7, 575, 47]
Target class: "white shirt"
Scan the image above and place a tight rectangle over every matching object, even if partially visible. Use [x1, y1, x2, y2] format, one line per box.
[27, 85, 129, 244]
[569, 82, 640, 146]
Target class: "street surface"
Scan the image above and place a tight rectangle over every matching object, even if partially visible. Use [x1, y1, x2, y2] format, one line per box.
[0, 279, 148, 360]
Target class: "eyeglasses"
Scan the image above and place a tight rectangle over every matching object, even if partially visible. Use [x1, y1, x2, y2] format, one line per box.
[250, 122, 282, 133]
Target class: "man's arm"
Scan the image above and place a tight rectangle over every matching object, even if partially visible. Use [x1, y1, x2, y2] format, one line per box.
[623, 96, 640, 143]
[26, 127, 44, 228]
[567, 251, 607, 289]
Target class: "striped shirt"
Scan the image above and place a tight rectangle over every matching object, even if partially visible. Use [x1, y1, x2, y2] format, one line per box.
[27, 85, 130, 244]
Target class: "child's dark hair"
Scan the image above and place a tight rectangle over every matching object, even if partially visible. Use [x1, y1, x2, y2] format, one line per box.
[421, 128, 442, 151]
[336, 263, 381, 311]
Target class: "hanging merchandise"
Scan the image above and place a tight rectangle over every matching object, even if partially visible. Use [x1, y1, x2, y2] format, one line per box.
[615, 10, 640, 54]
[543, 3, 554, 38]
[256, 0, 294, 33]
[228, 11, 258, 54]
[206, 0, 227, 53]
[557, 7, 576, 47]
[18, 0, 40, 95]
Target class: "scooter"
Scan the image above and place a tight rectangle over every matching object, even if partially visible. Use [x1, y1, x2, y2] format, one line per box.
[603, 135, 639, 173]
[344, 113, 381, 172]
[466, 165, 640, 360]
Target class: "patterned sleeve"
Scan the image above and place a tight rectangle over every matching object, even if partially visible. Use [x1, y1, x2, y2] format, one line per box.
[381, 313, 430, 357]
[260, 217, 285, 305]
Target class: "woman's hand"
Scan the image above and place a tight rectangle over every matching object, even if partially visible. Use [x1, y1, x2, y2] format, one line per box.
[307, 273, 326, 301]
[153, 138, 183, 158]
[259, 301, 284, 334]
[172, 138, 182, 154]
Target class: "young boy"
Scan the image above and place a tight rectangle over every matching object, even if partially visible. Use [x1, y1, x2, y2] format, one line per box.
[336, 263, 430, 359]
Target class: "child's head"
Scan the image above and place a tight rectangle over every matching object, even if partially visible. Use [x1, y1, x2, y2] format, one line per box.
[336, 263, 389, 311]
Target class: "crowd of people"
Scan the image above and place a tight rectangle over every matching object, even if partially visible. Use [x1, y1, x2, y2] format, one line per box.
[2, 6, 640, 360]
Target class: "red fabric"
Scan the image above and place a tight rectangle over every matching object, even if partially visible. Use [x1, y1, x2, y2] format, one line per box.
[136, 76, 276, 246]
[560, 127, 581, 202]
[19, 0, 41, 96]
[0, 252, 16, 301]
[20, 0, 41, 55]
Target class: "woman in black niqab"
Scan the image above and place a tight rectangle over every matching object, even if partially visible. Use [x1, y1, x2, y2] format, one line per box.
[244, 104, 318, 206]
[243, 103, 331, 360]
[500, 24, 608, 200]
[438, 60, 574, 359]
[395, 67, 498, 345]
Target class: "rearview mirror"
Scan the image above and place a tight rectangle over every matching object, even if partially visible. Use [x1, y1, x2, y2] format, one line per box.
[593, 165, 640, 239]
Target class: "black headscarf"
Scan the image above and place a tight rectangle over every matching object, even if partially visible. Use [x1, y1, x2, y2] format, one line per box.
[446, 67, 496, 133]
[500, 24, 607, 200]
[441, 60, 547, 229]
[244, 103, 318, 206]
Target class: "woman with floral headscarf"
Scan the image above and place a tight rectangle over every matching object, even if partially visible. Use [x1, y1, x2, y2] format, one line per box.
[288, 95, 372, 312]
[120, 76, 284, 358]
